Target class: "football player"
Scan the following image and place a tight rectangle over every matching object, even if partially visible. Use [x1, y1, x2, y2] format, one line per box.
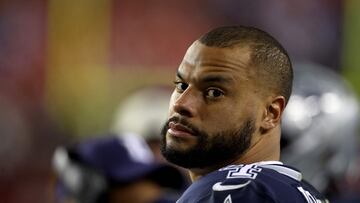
[52, 133, 186, 203]
[160, 25, 328, 202]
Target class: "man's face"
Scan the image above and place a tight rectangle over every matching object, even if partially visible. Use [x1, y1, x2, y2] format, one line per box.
[161, 41, 264, 169]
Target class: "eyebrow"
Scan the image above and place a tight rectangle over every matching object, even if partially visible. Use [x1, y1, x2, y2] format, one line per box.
[176, 70, 234, 85]
[200, 75, 234, 85]
[176, 70, 184, 80]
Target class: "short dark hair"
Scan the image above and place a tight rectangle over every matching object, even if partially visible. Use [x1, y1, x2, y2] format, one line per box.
[199, 25, 293, 104]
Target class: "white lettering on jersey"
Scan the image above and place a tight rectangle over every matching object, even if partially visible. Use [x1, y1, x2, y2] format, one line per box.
[297, 186, 322, 203]
[212, 180, 251, 191]
[224, 194, 232, 203]
[220, 164, 262, 179]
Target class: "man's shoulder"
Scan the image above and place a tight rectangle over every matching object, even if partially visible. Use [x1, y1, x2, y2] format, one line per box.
[177, 161, 328, 203]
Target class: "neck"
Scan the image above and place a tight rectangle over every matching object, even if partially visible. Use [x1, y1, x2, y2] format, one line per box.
[188, 127, 281, 182]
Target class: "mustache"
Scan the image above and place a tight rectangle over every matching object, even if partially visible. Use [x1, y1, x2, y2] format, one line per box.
[165, 116, 202, 136]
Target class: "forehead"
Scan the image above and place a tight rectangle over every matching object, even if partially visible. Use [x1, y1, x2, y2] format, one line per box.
[179, 41, 253, 80]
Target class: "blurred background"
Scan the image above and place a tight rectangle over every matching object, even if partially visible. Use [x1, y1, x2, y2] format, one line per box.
[0, 0, 359, 202]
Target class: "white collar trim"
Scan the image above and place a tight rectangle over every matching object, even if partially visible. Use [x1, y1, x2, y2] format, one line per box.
[254, 161, 302, 181]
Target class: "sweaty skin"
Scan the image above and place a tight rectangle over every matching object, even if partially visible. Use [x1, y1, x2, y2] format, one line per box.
[165, 41, 285, 181]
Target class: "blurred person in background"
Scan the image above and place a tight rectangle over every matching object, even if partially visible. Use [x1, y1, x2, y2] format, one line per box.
[281, 62, 360, 203]
[51, 133, 186, 203]
[111, 85, 191, 187]
[111, 86, 173, 162]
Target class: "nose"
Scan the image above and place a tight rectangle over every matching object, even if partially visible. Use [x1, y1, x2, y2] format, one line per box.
[171, 88, 199, 118]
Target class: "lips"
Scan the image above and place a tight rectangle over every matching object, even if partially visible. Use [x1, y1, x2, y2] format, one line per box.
[167, 121, 195, 137]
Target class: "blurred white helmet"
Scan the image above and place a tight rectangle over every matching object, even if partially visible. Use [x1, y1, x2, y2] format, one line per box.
[281, 62, 360, 193]
[111, 86, 172, 141]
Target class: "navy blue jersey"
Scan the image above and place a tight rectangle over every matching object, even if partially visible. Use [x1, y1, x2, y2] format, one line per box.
[177, 161, 328, 203]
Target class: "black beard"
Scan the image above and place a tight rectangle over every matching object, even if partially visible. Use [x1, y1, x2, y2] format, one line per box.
[160, 117, 254, 169]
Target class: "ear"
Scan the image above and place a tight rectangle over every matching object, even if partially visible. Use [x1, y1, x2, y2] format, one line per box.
[260, 96, 286, 131]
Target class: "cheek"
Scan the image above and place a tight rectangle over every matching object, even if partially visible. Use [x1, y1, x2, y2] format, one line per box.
[206, 101, 256, 131]
[201, 105, 239, 132]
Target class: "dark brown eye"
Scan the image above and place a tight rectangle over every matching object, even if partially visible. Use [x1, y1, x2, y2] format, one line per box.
[206, 89, 224, 99]
[175, 82, 188, 92]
